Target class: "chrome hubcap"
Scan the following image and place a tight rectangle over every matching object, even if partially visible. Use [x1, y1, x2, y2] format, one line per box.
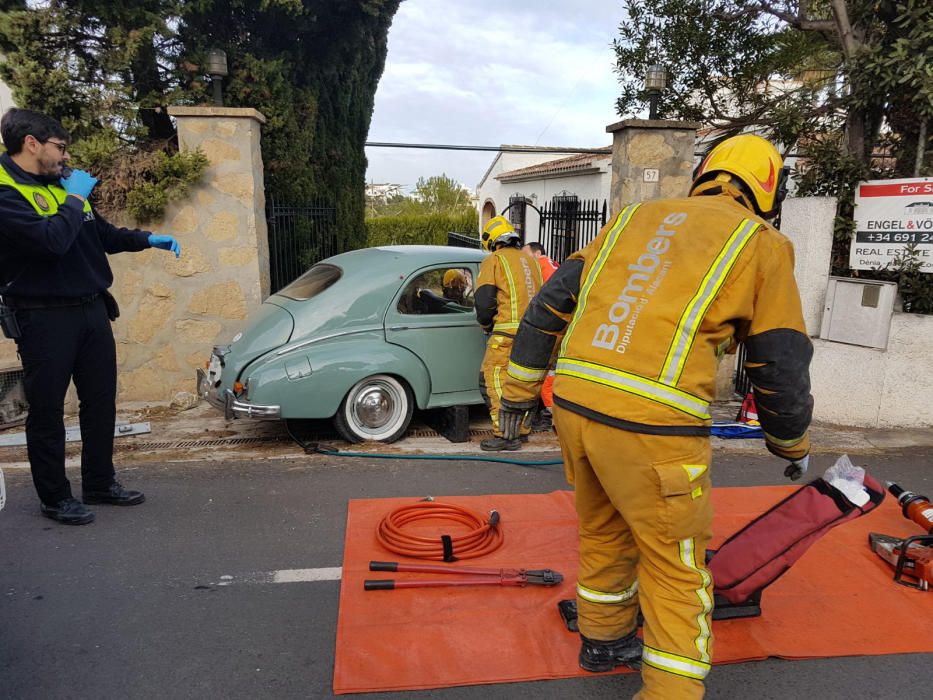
[354, 386, 393, 428]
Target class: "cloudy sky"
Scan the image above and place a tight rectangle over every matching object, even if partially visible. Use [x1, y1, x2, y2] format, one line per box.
[365, 1, 627, 193]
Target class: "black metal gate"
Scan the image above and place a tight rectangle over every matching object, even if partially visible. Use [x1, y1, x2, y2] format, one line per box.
[508, 194, 529, 241]
[266, 196, 338, 294]
[733, 343, 750, 397]
[539, 196, 607, 263]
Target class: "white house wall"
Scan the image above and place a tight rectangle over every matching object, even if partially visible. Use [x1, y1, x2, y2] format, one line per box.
[811, 312, 933, 427]
[770, 196, 933, 428]
[477, 150, 600, 237]
[497, 170, 610, 246]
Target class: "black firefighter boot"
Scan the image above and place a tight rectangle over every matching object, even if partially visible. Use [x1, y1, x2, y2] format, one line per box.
[480, 436, 522, 451]
[579, 631, 643, 672]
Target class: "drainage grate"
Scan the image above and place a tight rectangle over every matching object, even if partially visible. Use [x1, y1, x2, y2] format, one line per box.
[118, 435, 290, 451]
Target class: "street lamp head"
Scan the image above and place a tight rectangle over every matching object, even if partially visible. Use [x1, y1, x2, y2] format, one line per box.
[206, 48, 228, 79]
[205, 48, 228, 107]
[645, 64, 668, 93]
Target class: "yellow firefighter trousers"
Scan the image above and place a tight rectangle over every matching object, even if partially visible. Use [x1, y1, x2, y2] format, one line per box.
[480, 334, 531, 438]
[554, 407, 714, 700]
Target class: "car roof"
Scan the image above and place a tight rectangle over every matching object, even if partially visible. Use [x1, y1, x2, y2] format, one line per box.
[324, 245, 487, 272]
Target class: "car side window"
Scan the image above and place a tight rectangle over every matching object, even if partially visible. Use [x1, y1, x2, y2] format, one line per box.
[397, 267, 475, 315]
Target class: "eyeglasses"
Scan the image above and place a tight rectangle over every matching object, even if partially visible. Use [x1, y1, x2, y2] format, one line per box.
[43, 140, 68, 154]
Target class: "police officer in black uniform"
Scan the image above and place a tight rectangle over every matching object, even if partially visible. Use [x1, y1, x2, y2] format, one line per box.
[0, 108, 181, 525]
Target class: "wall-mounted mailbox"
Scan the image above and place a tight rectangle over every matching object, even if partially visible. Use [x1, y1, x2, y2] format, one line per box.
[820, 277, 897, 349]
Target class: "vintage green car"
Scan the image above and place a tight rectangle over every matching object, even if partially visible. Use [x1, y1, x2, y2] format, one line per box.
[196, 245, 489, 442]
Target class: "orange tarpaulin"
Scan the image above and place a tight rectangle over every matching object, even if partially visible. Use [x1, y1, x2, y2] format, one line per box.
[333, 487, 933, 695]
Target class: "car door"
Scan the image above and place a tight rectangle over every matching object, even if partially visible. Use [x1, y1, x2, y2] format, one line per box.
[385, 264, 485, 396]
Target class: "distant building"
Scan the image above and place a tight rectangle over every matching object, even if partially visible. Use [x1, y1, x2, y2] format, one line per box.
[476, 146, 612, 245]
[365, 182, 404, 205]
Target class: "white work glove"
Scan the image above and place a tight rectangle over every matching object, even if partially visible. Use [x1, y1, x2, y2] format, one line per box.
[784, 455, 809, 481]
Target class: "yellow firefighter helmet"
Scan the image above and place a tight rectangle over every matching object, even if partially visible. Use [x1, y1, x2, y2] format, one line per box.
[442, 269, 467, 289]
[690, 134, 787, 218]
[481, 216, 520, 252]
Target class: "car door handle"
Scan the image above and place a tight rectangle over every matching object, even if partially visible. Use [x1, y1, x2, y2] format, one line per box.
[388, 326, 410, 331]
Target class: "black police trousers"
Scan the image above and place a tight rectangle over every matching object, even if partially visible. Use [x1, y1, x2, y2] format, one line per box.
[14, 296, 116, 505]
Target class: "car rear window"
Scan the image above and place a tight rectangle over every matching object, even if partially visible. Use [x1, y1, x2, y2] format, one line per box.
[277, 263, 342, 301]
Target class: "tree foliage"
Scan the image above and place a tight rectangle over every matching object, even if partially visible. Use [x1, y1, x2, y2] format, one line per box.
[366, 210, 479, 248]
[0, 0, 401, 242]
[613, 0, 933, 310]
[178, 0, 401, 249]
[368, 174, 473, 218]
[412, 174, 472, 213]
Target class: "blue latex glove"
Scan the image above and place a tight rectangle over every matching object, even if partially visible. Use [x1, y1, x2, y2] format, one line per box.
[61, 169, 97, 199]
[148, 234, 181, 258]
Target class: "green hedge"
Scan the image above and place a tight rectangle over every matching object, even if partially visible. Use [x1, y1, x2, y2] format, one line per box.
[365, 210, 479, 247]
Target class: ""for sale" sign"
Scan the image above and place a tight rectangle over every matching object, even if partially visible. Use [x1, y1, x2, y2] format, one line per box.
[849, 177, 933, 273]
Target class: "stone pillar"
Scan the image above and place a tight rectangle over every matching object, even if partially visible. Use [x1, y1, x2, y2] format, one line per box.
[606, 119, 701, 214]
[108, 106, 270, 402]
[779, 196, 837, 337]
[170, 106, 271, 302]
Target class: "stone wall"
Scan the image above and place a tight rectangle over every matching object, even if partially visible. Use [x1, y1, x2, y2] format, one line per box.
[110, 107, 269, 403]
[0, 107, 270, 406]
[606, 119, 700, 211]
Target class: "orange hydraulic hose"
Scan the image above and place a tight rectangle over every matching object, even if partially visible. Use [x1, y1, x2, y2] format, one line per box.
[375, 501, 503, 560]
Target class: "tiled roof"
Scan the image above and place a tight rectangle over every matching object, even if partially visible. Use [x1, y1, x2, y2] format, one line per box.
[497, 151, 612, 180]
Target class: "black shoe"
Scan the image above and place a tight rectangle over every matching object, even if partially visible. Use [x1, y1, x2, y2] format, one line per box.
[579, 632, 643, 672]
[82, 481, 145, 506]
[40, 497, 95, 525]
[531, 408, 552, 431]
[480, 436, 522, 451]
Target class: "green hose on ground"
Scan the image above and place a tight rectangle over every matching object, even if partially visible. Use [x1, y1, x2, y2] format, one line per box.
[313, 447, 562, 468]
[285, 423, 562, 468]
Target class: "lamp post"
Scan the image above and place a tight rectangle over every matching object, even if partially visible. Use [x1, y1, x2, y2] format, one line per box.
[645, 64, 668, 120]
[206, 48, 228, 107]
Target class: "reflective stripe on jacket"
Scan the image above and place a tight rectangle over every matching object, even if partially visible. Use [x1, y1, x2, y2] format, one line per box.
[475, 245, 543, 335]
[0, 164, 92, 216]
[503, 194, 812, 459]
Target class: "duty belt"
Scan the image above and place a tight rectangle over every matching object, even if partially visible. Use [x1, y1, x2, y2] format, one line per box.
[4, 293, 101, 309]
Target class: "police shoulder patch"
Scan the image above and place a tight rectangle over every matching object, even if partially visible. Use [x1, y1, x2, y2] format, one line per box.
[32, 192, 50, 211]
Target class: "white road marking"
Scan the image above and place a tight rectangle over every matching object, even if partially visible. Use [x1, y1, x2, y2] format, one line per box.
[273, 567, 343, 583]
[205, 566, 345, 587]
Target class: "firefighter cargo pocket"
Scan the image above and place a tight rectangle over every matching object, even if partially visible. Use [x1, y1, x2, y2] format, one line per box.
[651, 458, 711, 541]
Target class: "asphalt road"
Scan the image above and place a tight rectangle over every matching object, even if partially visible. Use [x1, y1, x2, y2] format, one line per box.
[1, 447, 931, 699]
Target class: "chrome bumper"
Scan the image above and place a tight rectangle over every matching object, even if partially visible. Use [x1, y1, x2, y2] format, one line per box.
[196, 369, 281, 420]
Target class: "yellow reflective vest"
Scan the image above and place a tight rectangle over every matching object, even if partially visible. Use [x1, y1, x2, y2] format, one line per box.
[475, 245, 543, 335]
[0, 163, 92, 217]
[503, 193, 813, 460]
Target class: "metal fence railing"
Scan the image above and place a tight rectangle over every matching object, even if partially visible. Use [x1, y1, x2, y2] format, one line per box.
[733, 343, 751, 398]
[266, 196, 338, 294]
[447, 231, 481, 249]
[0, 366, 27, 429]
[540, 197, 607, 264]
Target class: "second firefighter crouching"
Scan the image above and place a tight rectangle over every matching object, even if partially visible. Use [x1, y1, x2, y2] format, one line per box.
[475, 216, 542, 451]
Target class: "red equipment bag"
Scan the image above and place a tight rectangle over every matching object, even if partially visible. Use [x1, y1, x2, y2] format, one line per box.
[709, 474, 886, 604]
[736, 390, 759, 424]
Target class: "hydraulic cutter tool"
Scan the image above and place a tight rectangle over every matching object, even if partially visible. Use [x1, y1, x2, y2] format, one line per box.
[363, 561, 563, 590]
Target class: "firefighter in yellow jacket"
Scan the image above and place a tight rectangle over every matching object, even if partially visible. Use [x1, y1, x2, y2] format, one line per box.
[498, 135, 812, 699]
[475, 216, 543, 450]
